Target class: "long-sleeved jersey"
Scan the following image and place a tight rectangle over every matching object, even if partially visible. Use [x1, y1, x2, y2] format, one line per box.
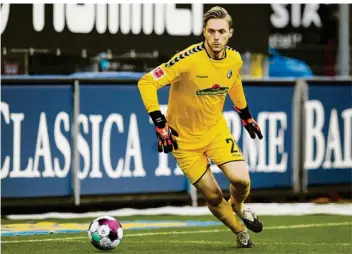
[138, 42, 247, 143]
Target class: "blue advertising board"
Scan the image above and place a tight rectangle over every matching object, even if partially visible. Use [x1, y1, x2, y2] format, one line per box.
[305, 83, 352, 186]
[1, 85, 73, 197]
[1, 81, 296, 198]
[4, 79, 350, 198]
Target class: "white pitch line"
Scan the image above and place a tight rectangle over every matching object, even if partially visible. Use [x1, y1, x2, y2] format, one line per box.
[1, 236, 86, 243]
[1, 222, 351, 244]
[124, 221, 352, 237]
[123, 240, 352, 246]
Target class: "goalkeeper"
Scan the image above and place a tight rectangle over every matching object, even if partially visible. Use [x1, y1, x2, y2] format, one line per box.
[138, 6, 263, 248]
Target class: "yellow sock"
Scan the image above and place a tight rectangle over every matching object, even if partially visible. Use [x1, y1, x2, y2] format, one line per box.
[207, 198, 244, 234]
[229, 183, 250, 216]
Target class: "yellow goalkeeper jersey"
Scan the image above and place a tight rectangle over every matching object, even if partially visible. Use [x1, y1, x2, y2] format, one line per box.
[138, 42, 247, 144]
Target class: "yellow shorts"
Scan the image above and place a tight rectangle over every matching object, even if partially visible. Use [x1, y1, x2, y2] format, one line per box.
[172, 124, 244, 184]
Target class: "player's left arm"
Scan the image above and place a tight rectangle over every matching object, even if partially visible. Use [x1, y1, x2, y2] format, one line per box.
[228, 56, 263, 140]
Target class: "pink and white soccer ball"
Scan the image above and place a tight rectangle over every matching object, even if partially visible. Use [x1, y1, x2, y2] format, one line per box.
[88, 216, 123, 250]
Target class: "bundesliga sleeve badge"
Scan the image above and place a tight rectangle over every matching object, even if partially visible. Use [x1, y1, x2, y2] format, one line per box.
[151, 67, 166, 80]
[227, 69, 232, 79]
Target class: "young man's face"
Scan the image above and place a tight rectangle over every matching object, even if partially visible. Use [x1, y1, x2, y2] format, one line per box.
[203, 18, 233, 53]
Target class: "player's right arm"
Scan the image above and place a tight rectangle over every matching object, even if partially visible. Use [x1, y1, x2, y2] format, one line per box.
[138, 61, 180, 114]
[137, 58, 182, 153]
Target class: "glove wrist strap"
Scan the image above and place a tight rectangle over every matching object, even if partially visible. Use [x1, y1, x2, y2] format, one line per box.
[149, 110, 166, 128]
[234, 106, 252, 121]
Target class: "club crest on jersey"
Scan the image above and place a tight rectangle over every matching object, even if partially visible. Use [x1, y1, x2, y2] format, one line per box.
[196, 84, 229, 96]
[227, 69, 232, 79]
[151, 67, 165, 80]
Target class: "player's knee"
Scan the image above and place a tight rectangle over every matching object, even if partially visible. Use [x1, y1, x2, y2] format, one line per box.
[230, 178, 250, 190]
[238, 178, 250, 188]
[231, 174, 250, 188]
[205, 188, 223, 206]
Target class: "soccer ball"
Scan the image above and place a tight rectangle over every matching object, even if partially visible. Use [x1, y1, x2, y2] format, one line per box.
[88, 216, 123, 250]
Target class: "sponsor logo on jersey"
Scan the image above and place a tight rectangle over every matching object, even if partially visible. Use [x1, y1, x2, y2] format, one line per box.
[196, 84, 229, 96]
[196, 75, 208, 78]
[151, 67, 165, 80]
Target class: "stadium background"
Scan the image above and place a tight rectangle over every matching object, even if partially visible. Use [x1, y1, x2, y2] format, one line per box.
[1, 3, 351, 214]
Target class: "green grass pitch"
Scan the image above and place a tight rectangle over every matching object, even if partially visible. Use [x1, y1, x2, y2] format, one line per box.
[2, 215, 352, 253]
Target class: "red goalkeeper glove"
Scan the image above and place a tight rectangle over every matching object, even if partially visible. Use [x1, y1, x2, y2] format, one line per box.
[235, 106, 263, 140]
[149, 111, 179, 153]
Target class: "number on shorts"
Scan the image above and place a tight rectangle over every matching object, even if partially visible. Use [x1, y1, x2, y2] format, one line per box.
[226, 138, 238, 153]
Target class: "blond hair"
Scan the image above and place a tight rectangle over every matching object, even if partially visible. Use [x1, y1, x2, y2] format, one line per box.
[203, 6, 232, 28]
